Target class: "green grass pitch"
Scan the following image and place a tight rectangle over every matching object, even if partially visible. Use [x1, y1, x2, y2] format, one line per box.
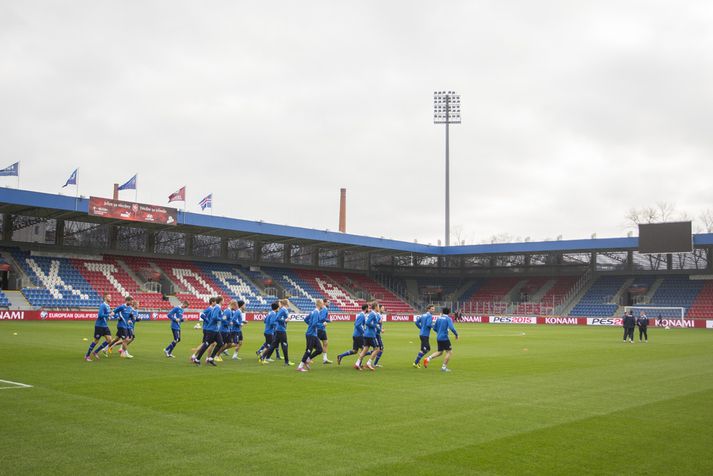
[1, 321, 712, 475]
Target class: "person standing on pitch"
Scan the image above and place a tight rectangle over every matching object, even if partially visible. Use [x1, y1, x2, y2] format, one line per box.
[230, 300, 246, 360]
[355, 302, 381, 371]
[192, 296, 225, 366]
[318, 298, 332, 364]
[297, 299, 324, 372]
[413, 305, 435, 368]
[637, 311, 649, 343]
[85, 293, 114, 361]
[623, 311, 635, 343]
[260, 298, 293, 366]
[373, 304, 385, 367]
[337, 304, 367, 365]
[165, 300, 188, 358]
[257, 303, 278, 359]
[423, 307, 459, 372]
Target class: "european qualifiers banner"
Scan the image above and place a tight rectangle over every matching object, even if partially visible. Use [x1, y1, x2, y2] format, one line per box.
[88, 197, 178, 226]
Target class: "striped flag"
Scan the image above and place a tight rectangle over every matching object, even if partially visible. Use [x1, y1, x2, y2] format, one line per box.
[199, 193, 212, 211]
[168, 186, 185, 203]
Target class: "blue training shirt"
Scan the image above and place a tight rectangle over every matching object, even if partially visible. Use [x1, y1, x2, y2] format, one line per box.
[199, 306, 212, 324]
[95, 302, 111, 328]
[113, 304, 132, 329]
[416, 312, 433, 337]
[168, 306, 184, 331]
[353, 312, 365, 337]
[275, 307, 289, 332]
[127, 307, 137, 330]
[221, 308, 233, 333]
[433, 314, 458, 341]
[264, 311, 276, 335]
[305, 309, 320, 337]
[376, 313, 383, 335]
[364, 310, 379, 338]
[204, 305, 223, 332]
[232, 309, 244, 332]
[317, 306, 330, 331]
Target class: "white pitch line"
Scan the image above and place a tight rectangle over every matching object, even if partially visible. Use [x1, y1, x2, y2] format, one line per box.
[0, 379, 33, 389]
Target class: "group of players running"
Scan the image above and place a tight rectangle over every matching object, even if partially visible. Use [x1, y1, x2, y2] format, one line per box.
[84, 293, 460, 372]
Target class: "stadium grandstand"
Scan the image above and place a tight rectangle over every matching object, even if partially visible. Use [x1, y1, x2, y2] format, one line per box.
[1, 187, 713, 320]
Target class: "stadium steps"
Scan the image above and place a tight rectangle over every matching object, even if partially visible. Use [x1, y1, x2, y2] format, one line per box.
[114, 259, 146, 290]
[404, 279, 419, 301]
[529, 279, 557, 303]
[504, 280, 529, 302]
[0, 251, 32, 288]
[4, 290, 32, 309]
[611, 278, 637, 316]
[642, 277, 665, 304]
[149, 261, 183, 294]
[558, 271, 597, 316]
[612, 278, 635, 305]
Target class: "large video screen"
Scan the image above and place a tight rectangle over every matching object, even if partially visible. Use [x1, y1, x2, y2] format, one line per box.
[638, 221, 692, 254]
[88, 197, 177, 226]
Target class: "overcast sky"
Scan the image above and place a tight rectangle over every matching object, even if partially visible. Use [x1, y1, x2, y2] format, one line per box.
[2, 1, 712, 245]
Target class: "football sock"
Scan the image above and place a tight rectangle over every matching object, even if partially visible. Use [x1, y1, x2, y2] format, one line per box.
[85, 342, 97, 357]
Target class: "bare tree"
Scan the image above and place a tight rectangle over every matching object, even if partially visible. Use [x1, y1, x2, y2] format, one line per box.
[700, 209, 713, 233]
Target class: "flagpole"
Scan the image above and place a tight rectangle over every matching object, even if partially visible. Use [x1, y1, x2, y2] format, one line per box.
[135, 174, 138, 203]
[75, 168, 79, 211]
[17, 162, 20, 189]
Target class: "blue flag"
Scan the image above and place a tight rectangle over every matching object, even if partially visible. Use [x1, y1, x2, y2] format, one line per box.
[0, 162, 19, 177]
[63, 168, 78, 187]
[199, 193, 212, 210]
[118, 174, 137, 191]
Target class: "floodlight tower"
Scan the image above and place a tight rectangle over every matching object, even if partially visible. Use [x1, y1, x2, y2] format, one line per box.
[433, 91, 461, 246]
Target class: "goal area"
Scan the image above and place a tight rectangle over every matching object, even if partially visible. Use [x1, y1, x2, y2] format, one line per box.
[624, 306, 685, 320]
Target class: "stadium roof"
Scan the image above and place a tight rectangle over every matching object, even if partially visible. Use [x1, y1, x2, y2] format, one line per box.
[1, 188, 712, 256]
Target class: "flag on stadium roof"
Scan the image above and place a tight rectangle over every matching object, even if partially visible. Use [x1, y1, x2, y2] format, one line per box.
[62, 168, 78, 188]
[118, 174, 137, 191]
[168, 186, 185, 203]
[0, 162, 19, 177]
[199, 193, 212, 210]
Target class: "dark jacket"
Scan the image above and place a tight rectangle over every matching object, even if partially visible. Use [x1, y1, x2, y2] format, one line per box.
[623, 314, 636, 328]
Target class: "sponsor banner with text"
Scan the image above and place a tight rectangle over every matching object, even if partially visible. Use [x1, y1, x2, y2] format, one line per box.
[490, 316, 538, 325]
[586, 317, 623, 326]
[539, 317, 587, 325]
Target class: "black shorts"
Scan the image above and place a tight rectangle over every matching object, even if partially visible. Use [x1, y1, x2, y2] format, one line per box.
[171, 329, 181, 341]
[272, 331, 287, 346]
[116, 327, 129, 339]
[352, 336, 364, 352]
[306, 335, 322, 351]
[221, 332, 230, 344]
[375, 334, 384, 350]
[317, 329, 328, 341]
[437, 339, 452, 352]
[236, 331, 243, 342]
[94, 326, 111, 339]
[419, 336, 431, 353]
[364, 337, 378, 349]
[264, 333, 273, 345]
[204, 331, 224, 346]
[128, 328, 135, 339]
